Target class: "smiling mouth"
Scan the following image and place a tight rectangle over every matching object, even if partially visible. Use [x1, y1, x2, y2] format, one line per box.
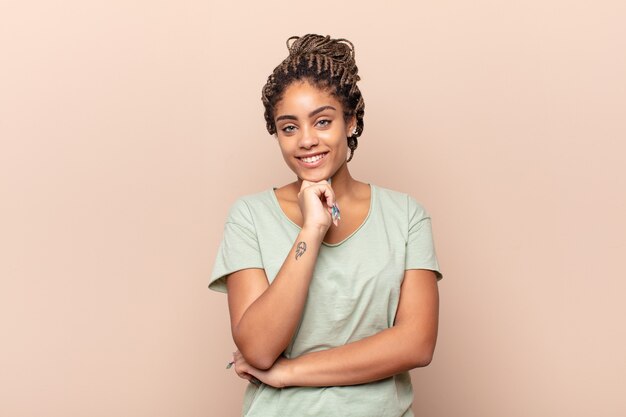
[297, 152, 328, 163]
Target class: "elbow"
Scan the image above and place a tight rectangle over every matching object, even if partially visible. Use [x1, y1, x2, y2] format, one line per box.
[234, 335, 278, 370]
[412, 351, 434, 368]
[242, 351, 276, 370]
[232, 326, 283, 370]
[407, 342, 436, 369]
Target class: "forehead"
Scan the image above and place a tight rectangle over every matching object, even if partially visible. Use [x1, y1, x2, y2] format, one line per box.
[274, 80, 343, 116]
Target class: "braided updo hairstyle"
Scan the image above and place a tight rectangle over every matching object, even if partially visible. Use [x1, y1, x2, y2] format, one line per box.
[261, 34, 365, 162]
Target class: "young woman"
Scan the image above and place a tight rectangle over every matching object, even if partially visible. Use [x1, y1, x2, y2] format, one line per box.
[209, 34, 443, 417]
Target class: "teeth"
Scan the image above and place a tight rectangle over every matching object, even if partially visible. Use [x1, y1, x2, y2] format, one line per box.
[300, 153, 325, 163]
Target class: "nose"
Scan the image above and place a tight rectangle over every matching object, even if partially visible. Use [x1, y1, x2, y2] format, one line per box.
[298, 125, 319, 149]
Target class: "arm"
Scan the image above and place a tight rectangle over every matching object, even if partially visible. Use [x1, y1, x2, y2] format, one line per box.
[227, 226, 324, 370]
[235, 269, 439, 387]
[227, 181, 335, 370]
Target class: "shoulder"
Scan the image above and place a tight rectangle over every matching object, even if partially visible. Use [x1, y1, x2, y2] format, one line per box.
[225, 188, 276, 226]
[372, 184, 430, 219]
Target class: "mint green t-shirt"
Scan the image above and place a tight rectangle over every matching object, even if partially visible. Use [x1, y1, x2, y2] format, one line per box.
[209, 184, 442, 417]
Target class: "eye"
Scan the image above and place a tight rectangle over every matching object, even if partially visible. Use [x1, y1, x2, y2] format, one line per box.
[281, 124, 297, 134]
[316, 119, 332, 128]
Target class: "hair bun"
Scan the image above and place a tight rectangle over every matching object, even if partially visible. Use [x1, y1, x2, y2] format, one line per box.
[286, 34, 355, 65]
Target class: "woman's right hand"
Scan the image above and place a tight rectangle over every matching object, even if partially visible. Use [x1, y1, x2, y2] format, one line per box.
[297, 180, 335, 233]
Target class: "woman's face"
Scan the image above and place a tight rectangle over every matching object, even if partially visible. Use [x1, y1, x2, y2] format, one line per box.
[273, 80, 355, 183]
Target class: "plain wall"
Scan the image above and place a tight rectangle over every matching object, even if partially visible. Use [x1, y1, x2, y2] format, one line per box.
[1, 1, 625, 416]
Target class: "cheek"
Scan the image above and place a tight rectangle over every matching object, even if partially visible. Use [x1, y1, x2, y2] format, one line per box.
[324, 130, 348, 150]
[277, 141, 297, 164]
[319, 127, 346, 144]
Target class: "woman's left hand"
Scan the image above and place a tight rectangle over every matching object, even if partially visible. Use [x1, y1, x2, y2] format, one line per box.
[233, 350, 291, 388]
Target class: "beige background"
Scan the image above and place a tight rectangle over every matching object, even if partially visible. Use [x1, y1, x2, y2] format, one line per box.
[1, 0, 625, 416]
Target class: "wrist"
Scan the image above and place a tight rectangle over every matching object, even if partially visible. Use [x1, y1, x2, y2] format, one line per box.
[280, 357, 297, 388]
[299, 224, 327, 242]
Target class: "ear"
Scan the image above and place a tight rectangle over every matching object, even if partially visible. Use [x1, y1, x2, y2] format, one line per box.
[345, 115, 357, 136]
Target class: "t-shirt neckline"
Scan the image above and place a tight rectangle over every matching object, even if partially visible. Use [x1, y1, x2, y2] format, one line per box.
[269, 183, 375, 247]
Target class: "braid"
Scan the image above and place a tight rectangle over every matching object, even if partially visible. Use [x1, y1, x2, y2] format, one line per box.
[262, 34, 365, 162]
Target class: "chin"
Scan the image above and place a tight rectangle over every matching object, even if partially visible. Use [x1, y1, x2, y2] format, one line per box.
[298, 174, 325, 183]
[296, 171, 331, 183]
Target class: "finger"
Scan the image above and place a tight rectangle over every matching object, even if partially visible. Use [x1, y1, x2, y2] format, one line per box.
[243, 365, 263, 385]
[234, 360, 253, 381]
[243, 372, 258, 384]
[311, 183, 335, 205]
[300, 179, 329, 190]
[234, 353, 247, 372]
[298, 183, 333, 206]
[233, 355, 263, 385]
[299, 180, 313, 192]
[320, 185, 335, 208]
[235, 369, 255, 383]
[234, 354, 246, 369]
[299, 180, 328, 199]
[234, 365, 248, 380]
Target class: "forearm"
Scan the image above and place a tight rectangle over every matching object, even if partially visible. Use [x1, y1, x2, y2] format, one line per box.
[233, 226, 325, 369]
[284, 324, 436, 387]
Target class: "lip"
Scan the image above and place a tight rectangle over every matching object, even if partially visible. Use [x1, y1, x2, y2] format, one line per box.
[296, 151, 328, 168]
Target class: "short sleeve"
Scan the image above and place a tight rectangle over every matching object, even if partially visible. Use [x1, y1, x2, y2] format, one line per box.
[209, 198, 264, 293]
[405, 196, 443, 281]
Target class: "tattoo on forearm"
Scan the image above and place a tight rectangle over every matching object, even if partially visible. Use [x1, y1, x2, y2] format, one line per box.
[295, 241, 307, 260]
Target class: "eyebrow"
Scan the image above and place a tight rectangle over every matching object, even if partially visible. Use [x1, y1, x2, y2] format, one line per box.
[275, 105, 337, 122]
